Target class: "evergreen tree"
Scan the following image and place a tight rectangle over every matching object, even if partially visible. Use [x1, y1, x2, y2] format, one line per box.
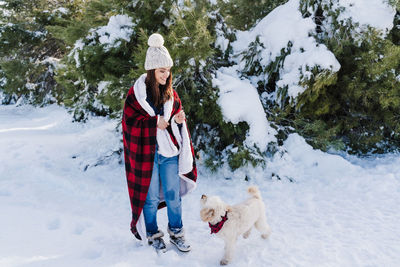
[2, 0, 398, 172]
[279, 0, 400, 153]
[0, 0, 66, 104]
[216, 0, 288, 31]
[52, 0, 136, 121]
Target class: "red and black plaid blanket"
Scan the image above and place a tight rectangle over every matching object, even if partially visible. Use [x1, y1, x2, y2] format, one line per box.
[122, 82, 197, 240]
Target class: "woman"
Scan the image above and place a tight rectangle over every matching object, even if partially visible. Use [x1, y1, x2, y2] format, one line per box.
[122, 33, 197, 252]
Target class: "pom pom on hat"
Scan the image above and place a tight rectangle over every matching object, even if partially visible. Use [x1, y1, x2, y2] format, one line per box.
[148, 33, 164, 48]
[144, 33, 173, 70]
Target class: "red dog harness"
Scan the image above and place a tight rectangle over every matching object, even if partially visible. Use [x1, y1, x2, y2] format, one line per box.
[209, 212, 228, 234]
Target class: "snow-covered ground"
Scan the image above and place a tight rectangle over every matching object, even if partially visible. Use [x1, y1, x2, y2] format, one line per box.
[1, 104, 400, 267]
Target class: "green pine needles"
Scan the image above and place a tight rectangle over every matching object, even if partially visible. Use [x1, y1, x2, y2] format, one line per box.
[1, 0, 399, 172]
[290, 0, 400, 154]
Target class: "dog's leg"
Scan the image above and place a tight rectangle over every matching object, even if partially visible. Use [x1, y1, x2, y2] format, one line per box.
[254, 214, 271, 239]
[220, 237, 236, 265]
[243, 228, 252, 239]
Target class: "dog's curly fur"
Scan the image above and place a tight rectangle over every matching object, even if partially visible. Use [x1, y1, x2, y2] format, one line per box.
[200, 186, 271, 265]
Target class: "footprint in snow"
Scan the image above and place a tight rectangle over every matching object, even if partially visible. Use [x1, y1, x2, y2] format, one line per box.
[73, 222, 92, 235]
[0, 190, 11, 197]
[47, 218, 60, 230]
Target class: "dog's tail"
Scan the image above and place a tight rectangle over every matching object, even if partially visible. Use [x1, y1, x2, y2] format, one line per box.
[248, 186, 262, 199]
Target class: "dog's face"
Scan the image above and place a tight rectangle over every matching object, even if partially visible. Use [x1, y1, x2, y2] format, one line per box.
[200, 194, 227, 223]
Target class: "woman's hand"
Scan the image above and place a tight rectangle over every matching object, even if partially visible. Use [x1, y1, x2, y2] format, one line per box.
[157, 116, 169, 130]
[174, 110, 185, 124]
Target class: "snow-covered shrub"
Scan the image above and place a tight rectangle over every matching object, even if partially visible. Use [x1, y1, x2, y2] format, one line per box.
[56, 14, 136, 121]
[292, 0, 400, 153]
[0, 0, 63, 105]
[212, 0, 399, 156]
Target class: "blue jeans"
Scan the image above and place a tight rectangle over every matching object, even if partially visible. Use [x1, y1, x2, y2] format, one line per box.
[143, 147, 183, 236]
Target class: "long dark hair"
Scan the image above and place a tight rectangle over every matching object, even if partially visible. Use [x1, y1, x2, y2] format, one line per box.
[145, 69, 173, 108]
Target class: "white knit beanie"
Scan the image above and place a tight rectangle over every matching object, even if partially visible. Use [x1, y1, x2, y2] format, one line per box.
[144, 33, 173, 70]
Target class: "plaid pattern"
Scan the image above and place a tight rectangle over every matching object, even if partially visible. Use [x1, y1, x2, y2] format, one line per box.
[209, 212, 228, 234]
[122, 85, 197, 239]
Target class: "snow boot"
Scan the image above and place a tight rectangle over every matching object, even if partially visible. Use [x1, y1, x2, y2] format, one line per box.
[147, 230, 167, 252]
[168, 228, 191, 252]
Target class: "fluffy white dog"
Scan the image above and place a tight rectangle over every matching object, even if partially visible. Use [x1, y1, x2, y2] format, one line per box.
[200, 186, 271, 265]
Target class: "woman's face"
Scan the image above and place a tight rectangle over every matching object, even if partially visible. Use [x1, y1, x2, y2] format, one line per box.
[154, 67, 171, 86]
